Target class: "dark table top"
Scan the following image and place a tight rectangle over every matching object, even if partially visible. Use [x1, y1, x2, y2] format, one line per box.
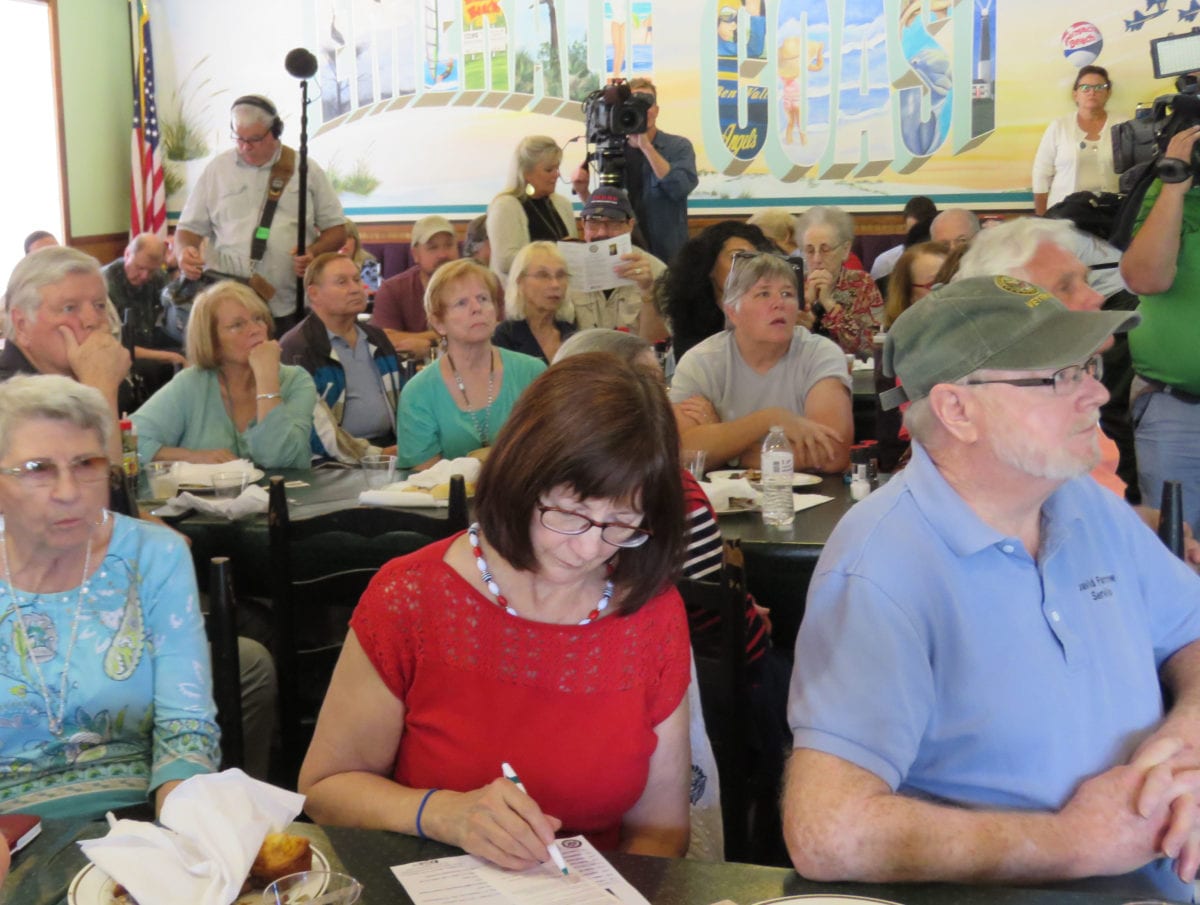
[7, 818, 1174, 905]
[715, 474, 857, 562]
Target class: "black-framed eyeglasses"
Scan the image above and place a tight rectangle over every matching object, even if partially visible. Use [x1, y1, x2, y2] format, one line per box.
[965, 354, 1103, 395]
[0, 455, 111, 487]
[537, 505, 652, 548]
[729, 249, 805, 284]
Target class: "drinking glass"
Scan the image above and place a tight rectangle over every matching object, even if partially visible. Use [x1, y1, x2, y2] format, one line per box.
[361, 454, 396, 490]
[682, 449, 706, 479]
[262, 871, 362, 905]
[145, 461, 178, 499]
[211, 470, 248, 499]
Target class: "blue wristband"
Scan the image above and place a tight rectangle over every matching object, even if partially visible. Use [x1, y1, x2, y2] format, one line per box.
[416, 787, 439, 840]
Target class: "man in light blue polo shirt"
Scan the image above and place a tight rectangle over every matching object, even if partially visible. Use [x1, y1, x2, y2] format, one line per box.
[784, 276, 1200, 901]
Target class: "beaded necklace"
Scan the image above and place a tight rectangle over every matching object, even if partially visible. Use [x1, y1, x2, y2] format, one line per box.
[446, 350, 496, 447]
[468, 523, 613, 625]
[1, 527, 94, 736]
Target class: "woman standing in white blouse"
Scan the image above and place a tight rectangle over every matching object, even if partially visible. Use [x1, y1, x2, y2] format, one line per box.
[1032, 65, 1122, 215]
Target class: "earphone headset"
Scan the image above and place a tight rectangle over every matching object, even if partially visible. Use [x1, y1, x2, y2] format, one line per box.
[231, 94, 284, 139]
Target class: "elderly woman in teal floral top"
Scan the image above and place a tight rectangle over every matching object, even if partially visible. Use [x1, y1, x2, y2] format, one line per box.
[0, 375, 219, 820]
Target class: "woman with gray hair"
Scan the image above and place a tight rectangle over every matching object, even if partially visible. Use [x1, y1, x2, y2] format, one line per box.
[486, 136, 579, 284]
[0, 374, 220, 819]
[493, 241, 577, 363]
[669, 251, 853, 471]
[797, 206, 882, 356]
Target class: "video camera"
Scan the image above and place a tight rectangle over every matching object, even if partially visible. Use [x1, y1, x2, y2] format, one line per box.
[1113, 29, 1200, 184]
[582, 80, 653, 189]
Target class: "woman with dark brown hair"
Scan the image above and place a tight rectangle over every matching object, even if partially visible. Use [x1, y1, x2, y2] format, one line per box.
[300, 353, 691, 867]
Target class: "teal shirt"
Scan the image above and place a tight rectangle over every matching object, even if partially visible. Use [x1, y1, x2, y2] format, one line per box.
[131, 365, 317, 468]
[397, 348, 545, 467]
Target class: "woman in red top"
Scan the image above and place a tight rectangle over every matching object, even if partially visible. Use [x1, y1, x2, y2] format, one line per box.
[798, 206, 883, 356]
[299, 353, 691, 868]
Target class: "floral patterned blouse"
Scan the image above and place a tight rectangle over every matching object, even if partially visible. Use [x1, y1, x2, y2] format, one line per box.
[820, 267, 883, 356]
[0, 515, 219, 819]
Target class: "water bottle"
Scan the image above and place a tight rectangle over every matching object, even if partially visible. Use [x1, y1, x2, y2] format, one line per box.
[761, 426, 794, 527]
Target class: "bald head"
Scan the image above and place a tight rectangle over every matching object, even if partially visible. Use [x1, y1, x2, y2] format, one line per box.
[930, 209, 980, 249]
[123, 234, 166, 287]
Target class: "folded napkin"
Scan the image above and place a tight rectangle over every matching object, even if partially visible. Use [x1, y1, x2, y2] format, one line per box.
[155, 485, 270, 520]
[173, 459, 258, 485]
[402, 456, 481, 490]
[79, 769, 304, 905]
[359, 487, 448, 508]
[792, 493, 834, 513]
[852, 357, 875, 371]
[699, 477, 758, 511]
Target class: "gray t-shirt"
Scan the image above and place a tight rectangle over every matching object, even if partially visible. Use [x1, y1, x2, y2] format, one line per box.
[668, 327, 850, 421]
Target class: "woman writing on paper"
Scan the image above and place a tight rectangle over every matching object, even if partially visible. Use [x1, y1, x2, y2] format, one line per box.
[301, 354, 691, 866]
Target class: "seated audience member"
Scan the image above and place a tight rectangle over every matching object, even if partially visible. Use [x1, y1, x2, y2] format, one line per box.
[339, 220, 381, 293]
[569, 187, 666, 338]
[132, 281, 316, 468]
[281, 253, 402, 463]
[2, 247, 132, 452]
[785, 278, 1200, 901]
[23, 230, 59, 255]
[493, 241, 577, 363]
[797, 206, 883, 356]
[883, 241, 951, 330]
[869, 195, 938, 281]
[371, 215, 455, 358]
[657, 221, 774, 361]
[748, 209, 800, 258]
[463, 214, 491, 268]
[398, 260, 544, 470]
[0, 375, 220, 819]
[300, 354, 691, 864]
[102, 234, 187, 393]
[930, 207, 980, 249]
[487, 135, 578, 284]
[669, 251, 852, 472]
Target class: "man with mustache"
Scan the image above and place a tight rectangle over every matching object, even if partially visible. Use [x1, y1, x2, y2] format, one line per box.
[784, 277, 1200, 902]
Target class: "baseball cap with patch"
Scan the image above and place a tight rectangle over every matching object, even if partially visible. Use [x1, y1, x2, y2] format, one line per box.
[879, 275, 1140, 410]
[581, 187, 635, 221]
[410, 215, 456, 248]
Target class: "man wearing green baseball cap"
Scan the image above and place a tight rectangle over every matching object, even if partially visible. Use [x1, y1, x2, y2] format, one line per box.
[783, 276, 1200, 901]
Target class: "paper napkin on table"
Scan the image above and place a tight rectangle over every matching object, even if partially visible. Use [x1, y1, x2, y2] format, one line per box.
[155, 485, 270, 520]
[699, 477, 759, 511]
[402, 457, 481, 490]
[173, 459, 258, 485]
[78, 769, 304, 905]
[792, 493, 834, 512]
[359, 487, 448, 508]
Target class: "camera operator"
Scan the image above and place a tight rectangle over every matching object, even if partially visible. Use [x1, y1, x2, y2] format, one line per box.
[1120, 120, 1200, 534]
[573, 78, 698, 264]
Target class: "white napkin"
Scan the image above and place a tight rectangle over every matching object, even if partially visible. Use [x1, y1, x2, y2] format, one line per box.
[699, 477, 759, 511]
[78, 769, 305, 905]
[792, 493, 834, 512]
[155, 485, 270, 520]
[358, 487, 447, 508]
[402, 457, 481, 490]
[852, 357, 875, 371]
[173, 459, 258, 485]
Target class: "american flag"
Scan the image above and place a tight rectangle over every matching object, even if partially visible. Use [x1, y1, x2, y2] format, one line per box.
[129, 0, 166, 238]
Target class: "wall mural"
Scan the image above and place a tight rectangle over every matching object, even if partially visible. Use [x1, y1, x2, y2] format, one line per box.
[149, 0, 1185, 219]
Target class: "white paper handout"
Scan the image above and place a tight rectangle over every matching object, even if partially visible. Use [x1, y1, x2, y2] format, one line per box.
[557, 236, 636, 292]
[391, 835, 651, 905]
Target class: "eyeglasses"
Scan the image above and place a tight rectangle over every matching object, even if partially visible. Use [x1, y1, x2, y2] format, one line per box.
[729, 249, 804, 282]
[965, 354, 1104, 394]
[802, 240, 849, 258]
[0, 455, 111, 487]
[912, 280, 939, 291]
[523, 269, 569, 283]
[231, 131, 272, 146]
[1076, 83, 1110, 94]
[537, 505, 652, 548]
[219, 313, 270, 334]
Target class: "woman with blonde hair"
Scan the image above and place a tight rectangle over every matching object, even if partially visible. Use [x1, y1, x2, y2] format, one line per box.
[131, 281, 316, 468]
[882, 240, 950, 329]
[486, 136, 578, 284]
[493, 242, 578, 363]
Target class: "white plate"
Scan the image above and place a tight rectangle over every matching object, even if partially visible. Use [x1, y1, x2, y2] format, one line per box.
[707, 469, 823, 488]
[68, 844, 329, 904]
[748, 892, 902, 897]
[177, 467, 267, 493]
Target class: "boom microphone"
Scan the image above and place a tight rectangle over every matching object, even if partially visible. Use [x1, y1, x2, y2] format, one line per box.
[285, 48, 319, 79]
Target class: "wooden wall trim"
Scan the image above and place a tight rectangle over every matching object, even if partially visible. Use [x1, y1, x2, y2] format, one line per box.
[46, 0, 72, 244]
[70, 232, 126, 266]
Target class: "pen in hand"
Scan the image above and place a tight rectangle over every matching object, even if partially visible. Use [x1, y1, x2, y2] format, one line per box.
[501, 761, 569, 876]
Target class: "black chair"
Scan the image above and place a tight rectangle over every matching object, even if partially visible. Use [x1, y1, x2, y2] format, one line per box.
[678, 561, 752, 862]
[207, 556, 244, 770]
[267, 474, 469, 787]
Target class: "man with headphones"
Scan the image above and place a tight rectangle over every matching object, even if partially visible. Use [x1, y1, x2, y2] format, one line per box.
[175, 95, 346, 332]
